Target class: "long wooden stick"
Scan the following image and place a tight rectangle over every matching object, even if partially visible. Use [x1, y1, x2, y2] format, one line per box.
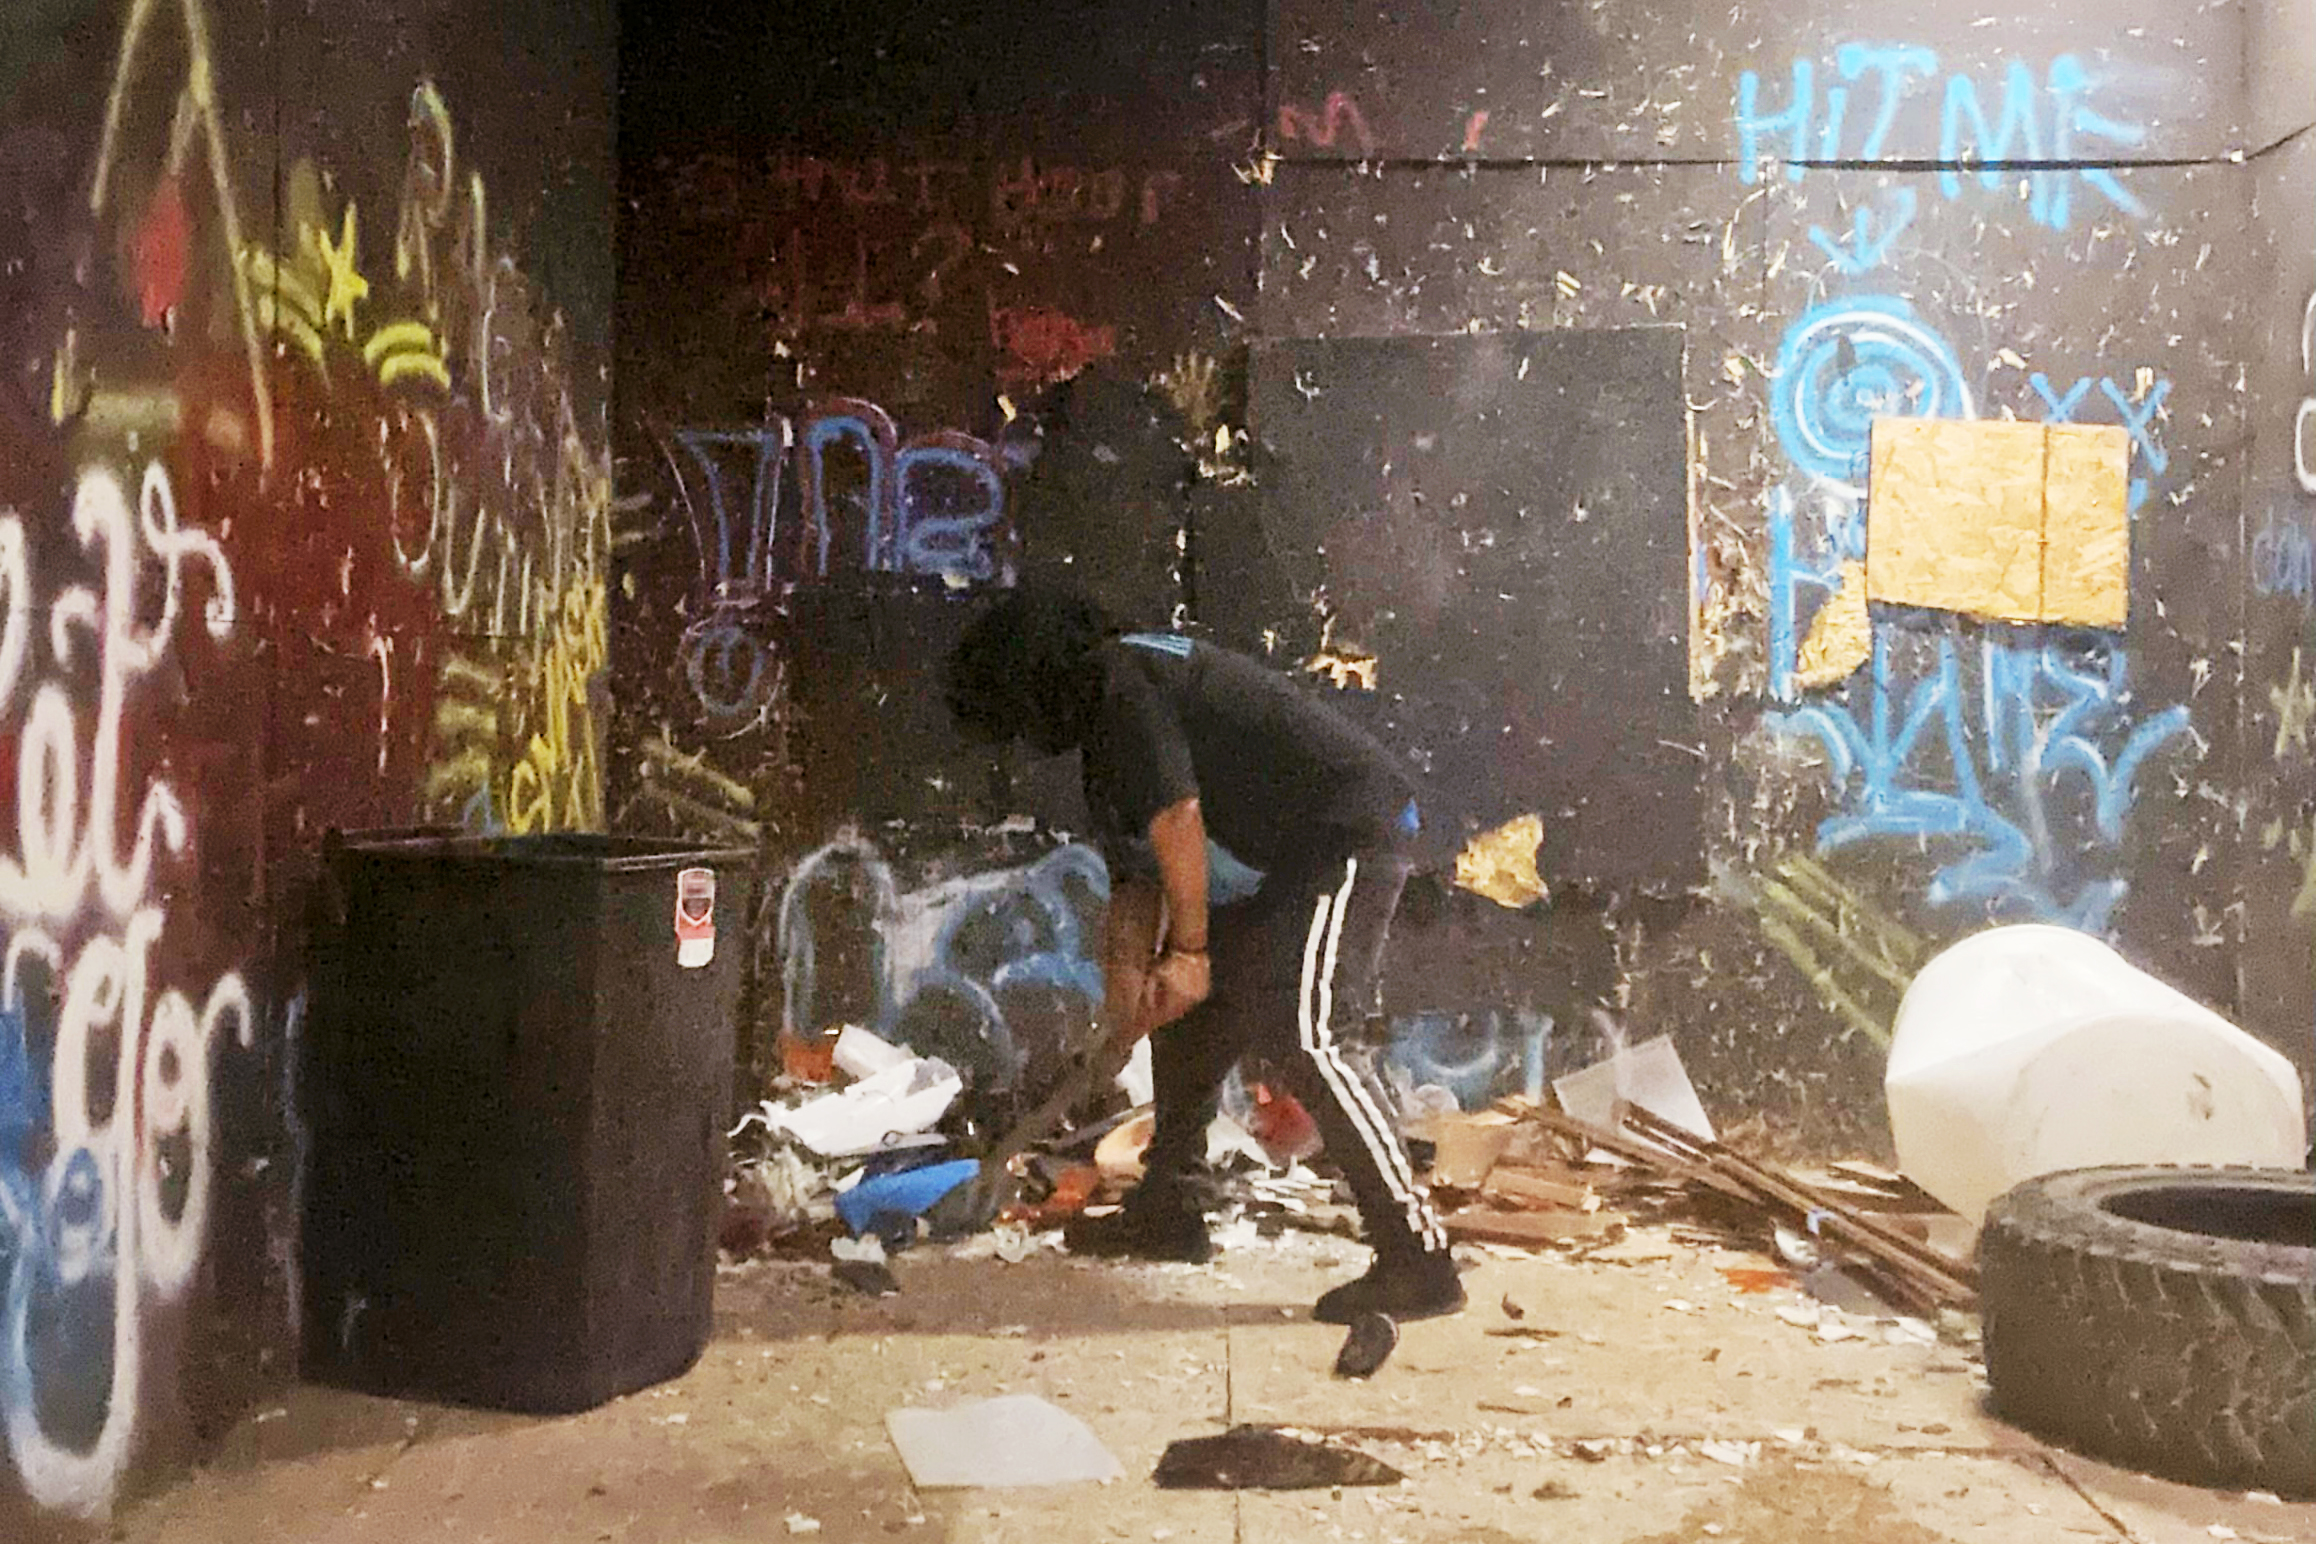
[1616, 1102, 1976, 1306]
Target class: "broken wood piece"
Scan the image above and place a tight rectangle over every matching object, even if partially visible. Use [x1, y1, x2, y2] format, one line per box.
[1481, 1165, 1599, 1213]
[1427, 1112, 1518, 1189]
[1793, 1166, 1952, 1213]
[1444, 1206, 1627, 1247]
[1615, 1101, 1976, 1309]
[1497, 1102, 1697, 1175]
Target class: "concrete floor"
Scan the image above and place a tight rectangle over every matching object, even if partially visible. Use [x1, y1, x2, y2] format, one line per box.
[120, 1225, 2316, 1544]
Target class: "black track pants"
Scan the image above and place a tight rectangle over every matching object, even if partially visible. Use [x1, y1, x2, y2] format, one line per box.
[1141, 851, 1449, 1259]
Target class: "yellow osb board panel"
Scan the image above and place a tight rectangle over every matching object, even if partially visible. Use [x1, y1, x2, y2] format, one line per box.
[1864, 418, 2130, 629]
[1796, 559, 1872, 688]
[1454, 813, 1548, 910]
[2040, 423, 2130, 629]
[1865, 419, 2045, 623]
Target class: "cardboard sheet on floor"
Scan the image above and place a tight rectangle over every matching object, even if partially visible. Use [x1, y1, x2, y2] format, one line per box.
[1552, 1034, 1715, 1144]
[886, 1395, 1123, 1488]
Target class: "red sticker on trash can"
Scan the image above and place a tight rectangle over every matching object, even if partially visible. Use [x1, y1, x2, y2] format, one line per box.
[675, 867, 716, 969]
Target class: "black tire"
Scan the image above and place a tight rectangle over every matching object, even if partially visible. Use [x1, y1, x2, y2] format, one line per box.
[1979, 1165, 2315, 1498]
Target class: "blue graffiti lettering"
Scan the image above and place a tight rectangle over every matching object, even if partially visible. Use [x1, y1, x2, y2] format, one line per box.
[662, 400, 1019, 604]
[1836, 44, 1941, 160]
[1736, 59, 1814, 184]
[778, 839, 1110, 1094]
[1737, 49, 2149, 230]
[683, 619, 776, 722]
[674, 423, 790, 597]
[1772, 297, 1974, 489]
[1773, 632, 2191, 932]
[2254, 512, 2315, 607]
[1807, 187, 1919, 276]
[894, 435, 1008, 582]
[2029, 372, 2172, 513]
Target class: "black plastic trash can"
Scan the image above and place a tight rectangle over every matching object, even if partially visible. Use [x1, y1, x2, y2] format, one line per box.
[302, 831, 756, 1414]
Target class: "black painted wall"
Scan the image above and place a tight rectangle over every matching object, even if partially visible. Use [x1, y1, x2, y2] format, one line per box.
[611, 2, 2316, 1149]
[0, 0, 614, 1531]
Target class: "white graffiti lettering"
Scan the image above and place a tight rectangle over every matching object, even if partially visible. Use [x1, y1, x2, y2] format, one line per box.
[0, 462, 250, 1518]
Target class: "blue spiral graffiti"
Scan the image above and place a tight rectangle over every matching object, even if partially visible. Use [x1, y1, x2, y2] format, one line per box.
[1771, 297, 1974, 488]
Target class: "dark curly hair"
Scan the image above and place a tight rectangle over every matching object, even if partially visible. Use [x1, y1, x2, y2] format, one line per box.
[945, 582, 1118, 753]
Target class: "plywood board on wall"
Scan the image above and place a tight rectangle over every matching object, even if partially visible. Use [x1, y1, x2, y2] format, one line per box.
[1865, 418, 2130, 628]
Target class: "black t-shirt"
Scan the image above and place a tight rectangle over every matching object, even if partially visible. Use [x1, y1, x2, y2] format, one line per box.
[1083, 633, 1419, 878]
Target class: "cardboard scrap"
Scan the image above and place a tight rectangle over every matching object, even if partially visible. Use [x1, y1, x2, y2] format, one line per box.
[1865, 417, 2129, 628]
[1454, 813, 1548, 909]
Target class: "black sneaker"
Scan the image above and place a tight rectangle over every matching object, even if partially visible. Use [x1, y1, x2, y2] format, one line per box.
[1312, 1251, 1466, 1324]
[1062, 1191, 1214, 1264]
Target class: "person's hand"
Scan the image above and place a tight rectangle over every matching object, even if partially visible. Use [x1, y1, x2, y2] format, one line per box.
[1139, 948, 1211, 1033]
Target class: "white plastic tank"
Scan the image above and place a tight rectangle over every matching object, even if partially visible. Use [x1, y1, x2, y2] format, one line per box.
[1885, 925, 2308, 1224]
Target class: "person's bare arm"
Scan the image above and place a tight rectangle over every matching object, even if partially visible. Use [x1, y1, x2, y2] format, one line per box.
[1140, 796, 1212, 1030]
[1147, 797, 1209, 955]
[1103, 878, 1163, 1043]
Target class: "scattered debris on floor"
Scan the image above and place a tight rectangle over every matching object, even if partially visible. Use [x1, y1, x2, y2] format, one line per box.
[1152, 1425, 1406, 1490]
[885, 1393, 1123, 1488]
[721, 1018, 1983, 1387]
[1332, 1310, 1398, 1379]
[736, 1052, 962, 1159]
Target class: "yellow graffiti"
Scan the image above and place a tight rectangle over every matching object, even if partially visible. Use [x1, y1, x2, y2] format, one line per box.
[242, 199, 450, 394]
[362, 321, 453, 390]
[1153, 352, 1224, 436]
[2272, 648, 2315, 761]
[504, 578, 608, 835]
[309, 203, 371, 339]
[1718, 853, 1925, 1048]
[633, 733, 763, 844]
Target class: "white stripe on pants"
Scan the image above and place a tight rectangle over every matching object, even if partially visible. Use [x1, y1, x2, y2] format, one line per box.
[1298, 858, 1448, 1252]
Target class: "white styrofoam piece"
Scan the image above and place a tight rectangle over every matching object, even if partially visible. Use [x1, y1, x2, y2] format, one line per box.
[1886, 925, 2306, 1223]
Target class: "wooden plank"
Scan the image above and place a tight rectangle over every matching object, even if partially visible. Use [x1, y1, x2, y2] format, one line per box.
[1481, 1166, 1599, 1212]
[1444, 1207, 1627, 1247]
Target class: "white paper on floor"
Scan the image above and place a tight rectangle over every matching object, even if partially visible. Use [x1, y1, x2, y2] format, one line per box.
[885, 1394, 1123, 1488]
[757, 1057, 963, 1158]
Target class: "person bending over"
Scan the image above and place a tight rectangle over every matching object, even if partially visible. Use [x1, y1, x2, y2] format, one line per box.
[944, 583, 1462, 1323]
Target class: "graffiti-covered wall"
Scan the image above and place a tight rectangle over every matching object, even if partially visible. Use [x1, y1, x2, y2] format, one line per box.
[0, 0, 612, 1530]
[612, 1, 2314, 1148]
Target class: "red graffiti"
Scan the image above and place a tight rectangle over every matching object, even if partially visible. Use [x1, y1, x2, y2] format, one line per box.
[1462, 110, 1490, 154]
[991, 306, 1117, 387]
[133, 174, 189, 326]
[1276, 91, 1377, 156]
